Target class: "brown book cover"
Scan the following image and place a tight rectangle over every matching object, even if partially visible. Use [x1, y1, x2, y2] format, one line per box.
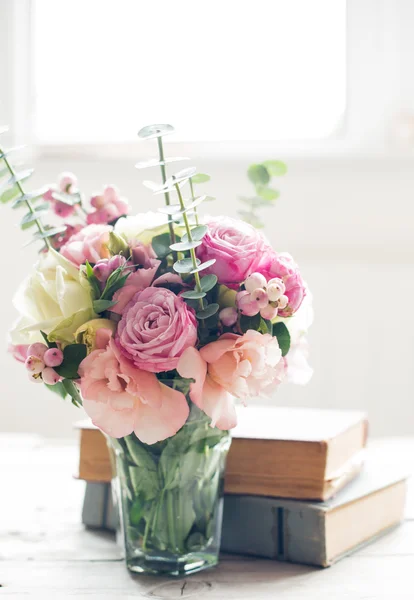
[75, 406, 368, 500]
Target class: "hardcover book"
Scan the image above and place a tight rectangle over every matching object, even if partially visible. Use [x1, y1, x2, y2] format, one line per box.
[76, 406, 368, 500]
[81, 459, 407, 567]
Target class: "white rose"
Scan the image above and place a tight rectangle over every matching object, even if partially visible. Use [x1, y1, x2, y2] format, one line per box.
[10, 249, 95, 345]
[115, 212, 169, 245]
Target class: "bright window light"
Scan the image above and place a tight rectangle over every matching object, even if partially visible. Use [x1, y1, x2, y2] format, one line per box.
[33, 0, 347, 143]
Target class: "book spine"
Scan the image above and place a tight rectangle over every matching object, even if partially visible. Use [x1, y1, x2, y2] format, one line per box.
[82, 483, 328, 566]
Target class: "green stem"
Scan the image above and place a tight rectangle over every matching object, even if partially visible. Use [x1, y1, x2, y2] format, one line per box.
[167, 491, 176, 553]
[156, 136, 176, 248]
[189, 178, 199, 226]
[0, 146, 50, 249]
[174, 183, 205, 312]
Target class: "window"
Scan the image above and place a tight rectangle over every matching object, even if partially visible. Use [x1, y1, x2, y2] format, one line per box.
[32, 0, 347, 144]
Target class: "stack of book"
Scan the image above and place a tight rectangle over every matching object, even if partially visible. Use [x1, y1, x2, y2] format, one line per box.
[77, 406, 407, 567]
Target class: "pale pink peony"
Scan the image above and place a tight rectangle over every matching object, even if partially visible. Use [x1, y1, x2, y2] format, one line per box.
[115, 287, 197, 373]
[196, 217, 269, 288]
[79, 340, 189, 443]
[177, 330, 285, 430]
[87, 185, 129, 225]
[60, 224, 112, 266]
[256, 251, 306, 317]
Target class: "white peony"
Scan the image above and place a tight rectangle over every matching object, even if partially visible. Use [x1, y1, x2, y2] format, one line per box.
[10, 249, 95, 345]
[115, 212, 169, 246]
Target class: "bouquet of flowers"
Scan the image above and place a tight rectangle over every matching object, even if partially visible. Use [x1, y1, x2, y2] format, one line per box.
[3, 124, 312, 576]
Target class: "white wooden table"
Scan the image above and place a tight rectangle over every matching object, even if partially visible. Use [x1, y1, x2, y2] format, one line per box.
[1, 436, 413, 599]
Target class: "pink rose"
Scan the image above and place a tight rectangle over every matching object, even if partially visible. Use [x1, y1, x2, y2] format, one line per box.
[60, 224, 112, 266]
[87, 185, 129, 225]
[79, 340, 189, 443]
[256, 251, 306, 317]
[116, 287, 197, 373]
[196, 217, 269, 288]
[177, 330, 284, 430]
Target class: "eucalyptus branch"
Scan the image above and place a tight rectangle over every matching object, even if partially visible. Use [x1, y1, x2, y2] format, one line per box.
[0, 145, 50, 249]
[188, 178, 200, 226]
[156, 136, 176, 247]
[174, 183, 205, 312]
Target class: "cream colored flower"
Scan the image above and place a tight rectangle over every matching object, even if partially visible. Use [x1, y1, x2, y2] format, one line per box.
[10, 249, 95, 345]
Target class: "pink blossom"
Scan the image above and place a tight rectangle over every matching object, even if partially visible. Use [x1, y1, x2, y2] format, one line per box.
[196, 217, 269, 288]
[79, 340, 189, 443]
[9, 344, 30, 363]
[116, 287, 198, 373]
[87, 185, 129, 225]
[177, 330, 284, 429]
[51, 224, 83, 251]
[60, 224, 112, 266]
[256, 251, 306, 317]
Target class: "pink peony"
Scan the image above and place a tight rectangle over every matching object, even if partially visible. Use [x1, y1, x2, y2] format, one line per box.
[177, 330, 284, 430]
[196, 217, 269, 288]
[115, 287, 197, 373]
[256, 251, 306, 317]
[87, 185, 129, 225]
[60, 224, 112, 266]
[79, 340, 189, 443]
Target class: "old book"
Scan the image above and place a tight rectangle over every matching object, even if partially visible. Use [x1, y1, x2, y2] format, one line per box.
[81, 460, 407, 567]
[76, 406, 368, 500]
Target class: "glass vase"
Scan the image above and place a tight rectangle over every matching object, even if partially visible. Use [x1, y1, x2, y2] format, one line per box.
[107, 403, 231, 577]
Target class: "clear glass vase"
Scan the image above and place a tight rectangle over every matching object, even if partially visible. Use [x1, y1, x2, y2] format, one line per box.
[107, 403, 231, 577]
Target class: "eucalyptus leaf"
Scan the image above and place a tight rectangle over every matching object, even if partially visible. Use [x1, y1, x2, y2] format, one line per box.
[256, 186, 280, 201]
[190, 258, 216, 274]
[247, 164, 270, 186]
[152, 232, 174, 258]
[135, 157, 189, 169]
[200, 274, 217, 292]
[196, 303, 219, 319]
[0, 145, 26, 160]
[181, 225, 208, 242]
[7, 168, 34, 185]
[190, 173, 210, 184]
[137, 123, 174, 139]
[173, 258, 199, 274]
[20, 208, 48, 226]
[180, 290, 206, 299]
[272, 321, 291, 357]
[262, 160, 287, 176]
[142, 180, 160, 192]
[0, 185, 20, 204]
[51, 191, 79, 206]
[11, 187, 49, 208]
[169, 240, 201, 251]
[26, 226, 67, 245]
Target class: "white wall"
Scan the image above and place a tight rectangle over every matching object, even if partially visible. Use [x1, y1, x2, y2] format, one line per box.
[1, 154, 413, 437]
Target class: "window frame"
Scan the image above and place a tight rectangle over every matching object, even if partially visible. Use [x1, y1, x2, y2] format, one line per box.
[2, 0, 413, 160]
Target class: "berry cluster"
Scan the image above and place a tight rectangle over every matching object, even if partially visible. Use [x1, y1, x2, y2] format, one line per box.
[237, 272, 289, 320]
[25, 343, 63, 385]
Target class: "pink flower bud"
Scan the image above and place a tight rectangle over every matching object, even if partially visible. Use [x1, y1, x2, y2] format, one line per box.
[27, 342, 48, 360]
[44, 348, 64, 368]
[25, 355, 45, 374]
[236, 291, 260, 317]
[244, 272, 267, 294]
[219, 307, 238, 326]
[250, 288, 268, 309]
[90, 194, 105, 209]
[59, 171, 78, 193]
[260, 304, 279, 320]
[278, 295, 289, 310]
[93, 260, 110, 282]
[108, 254, 127, 271]
[42, 367, 61, 385]
[53, 201, 75, 219]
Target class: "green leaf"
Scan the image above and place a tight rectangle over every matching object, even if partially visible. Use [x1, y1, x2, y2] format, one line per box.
[51, 191, 79, 206]
[20, 207, 49, 226]
[259, 318, 272, 334]
[173, 258, 198, 274]
[40, 330, 57, 349]
[107, 231, 130, 257]
[55, 344, 87, 379]
[169, 240, 201, 251]
[84, 261, 101, 299]
[200, 274, 217, 292]
[152, 232, 174, 259]
[44, 381, 67, 399]
[62, 379, 83, 406]
[262, 160, 287, 176]
[190, 259, 216, 274]
[196, 303, 219, 319]
[137, 123, 175, 139]
[129, 496, 146, 526]
[240, 313, 261, 333]
[256, 186, 280, 201]
[100, 268, 131, 301]
[0, 184, 19, 204]
[272, 321, 291, 357]
[181, 225, 208, 242]
[180, 290, 206, 300]
[125, 436, 158, 472]
[247, 164, 270, 186]
[129, 466, 160, 500]
[191, 173, 210, 184]
[93, 299, 117, 313]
